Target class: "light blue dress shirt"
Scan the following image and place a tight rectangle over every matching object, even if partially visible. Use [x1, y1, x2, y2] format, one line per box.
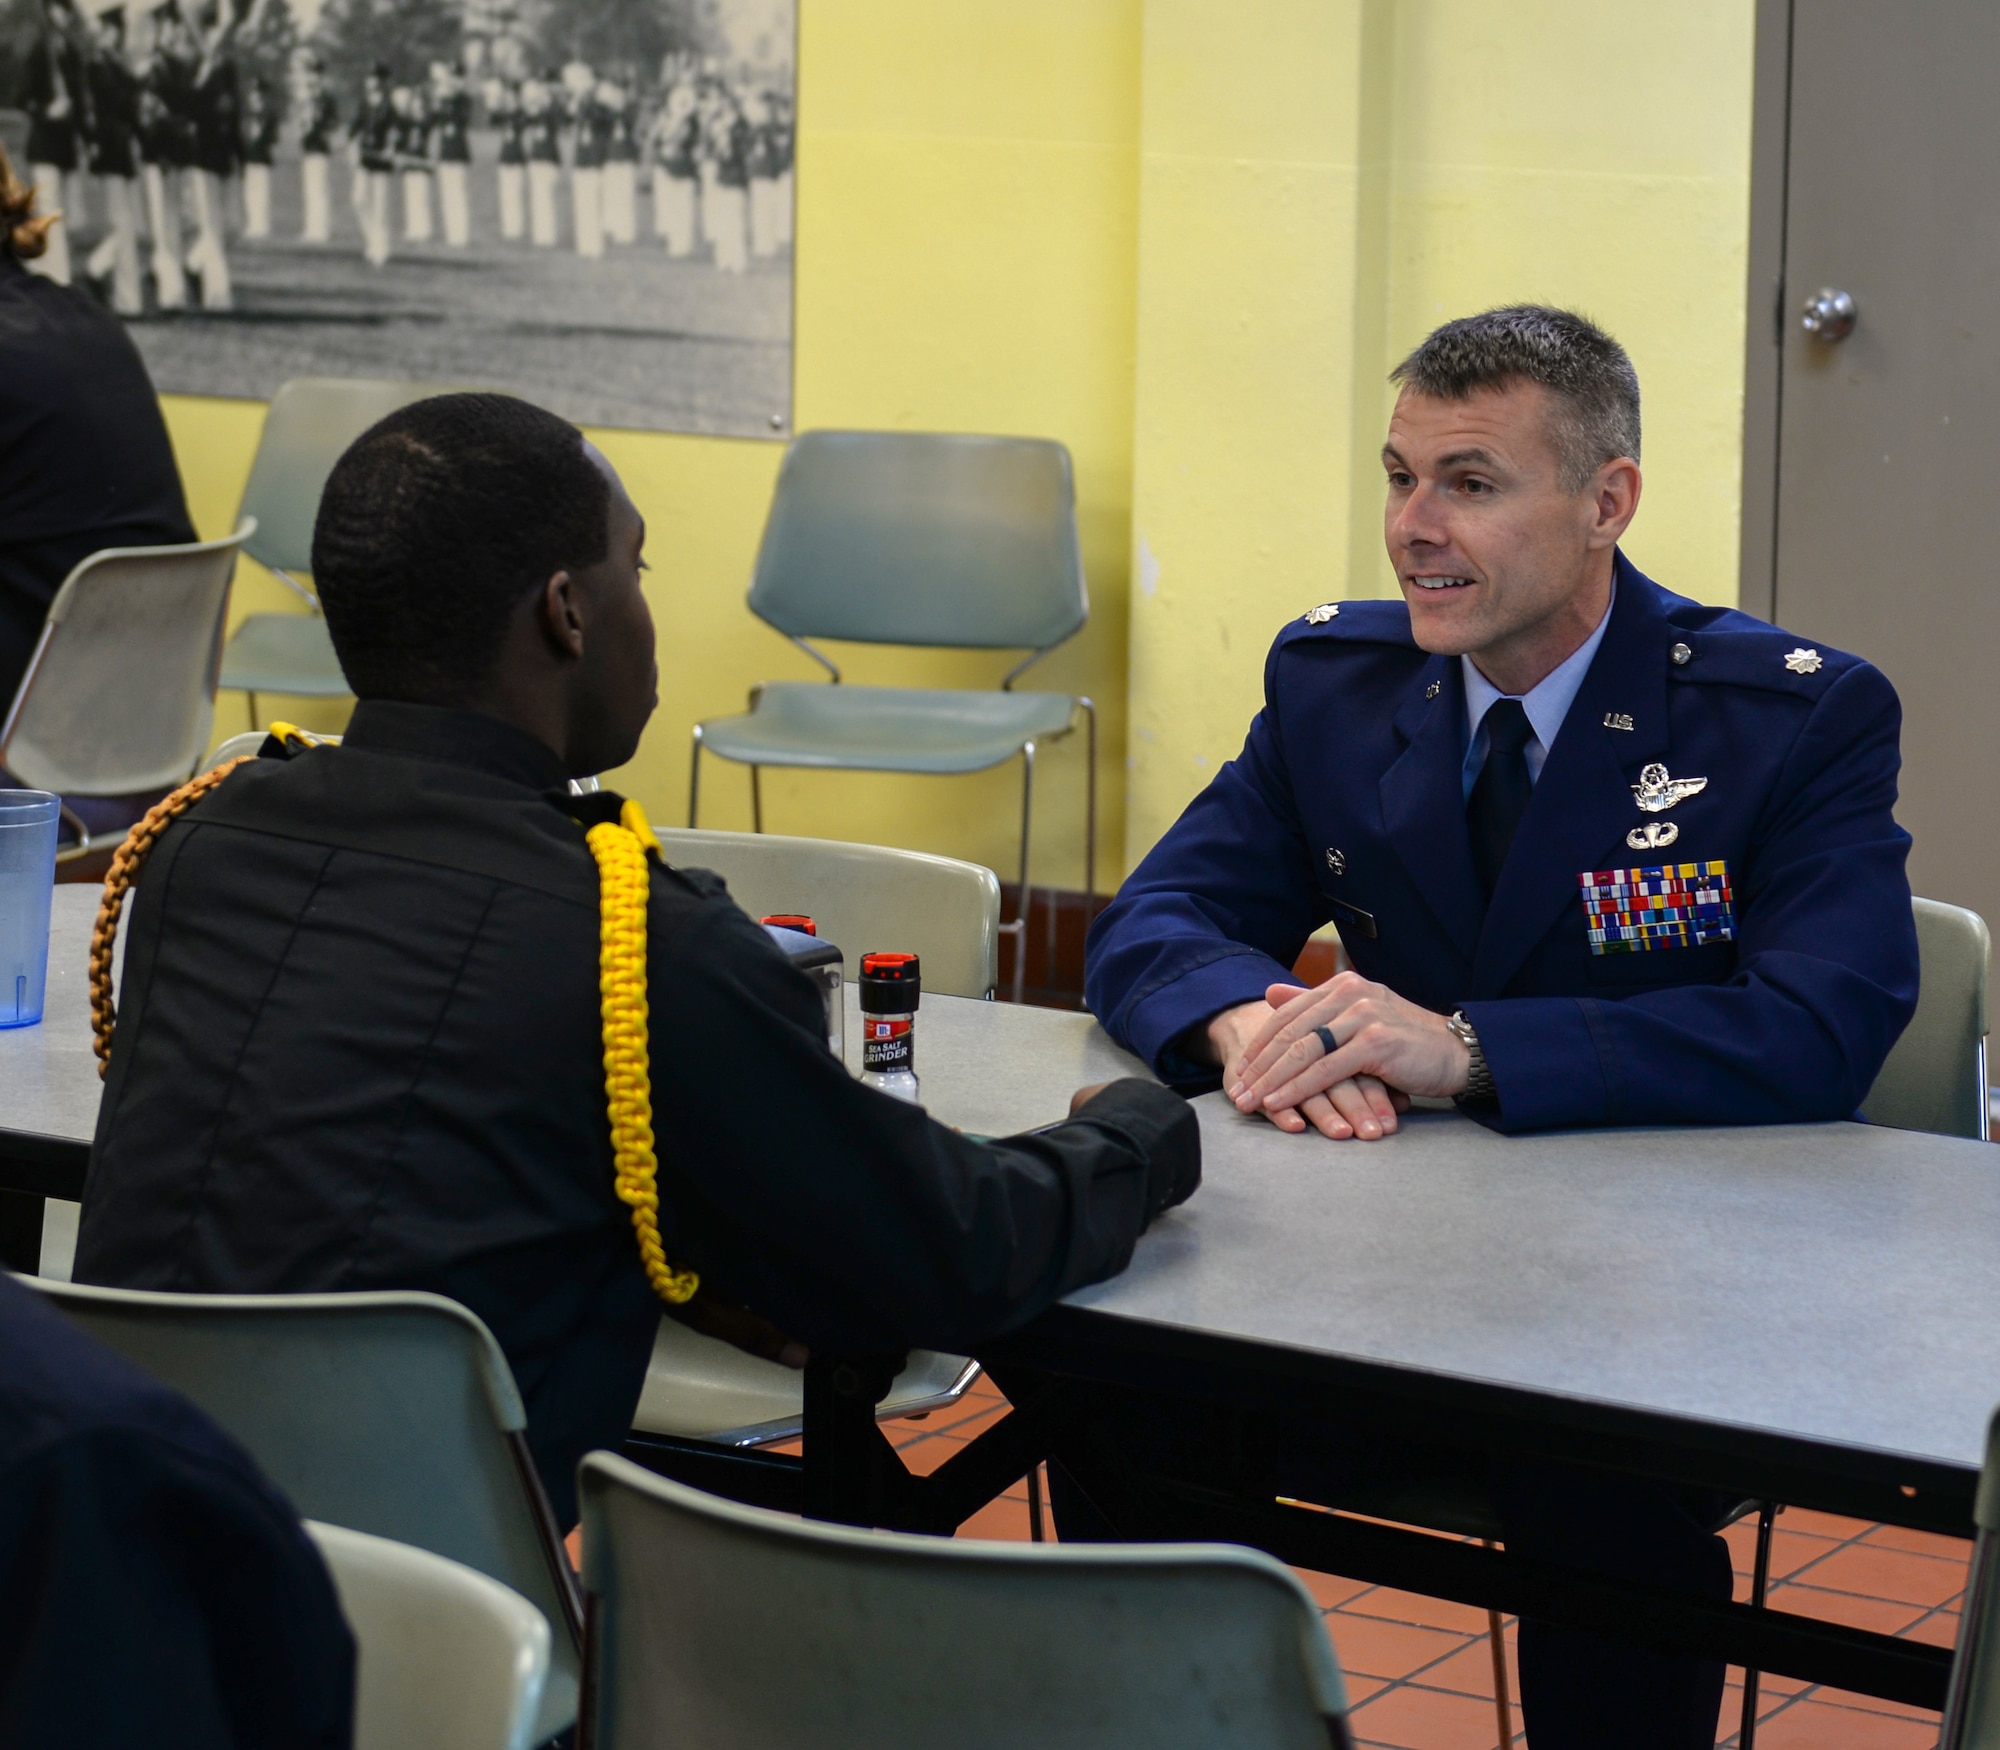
[1460, 583, 1615, 802]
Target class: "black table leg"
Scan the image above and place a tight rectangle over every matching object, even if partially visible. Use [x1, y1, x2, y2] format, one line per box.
[0, 1190, 42, 1273]
[801, 1352, 905, 1526]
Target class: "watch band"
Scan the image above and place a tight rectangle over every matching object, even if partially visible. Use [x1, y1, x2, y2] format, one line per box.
[1448, 1009, 1497, 1105]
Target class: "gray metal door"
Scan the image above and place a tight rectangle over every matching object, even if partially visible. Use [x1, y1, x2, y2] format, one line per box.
[1747, 0, 2000, 943]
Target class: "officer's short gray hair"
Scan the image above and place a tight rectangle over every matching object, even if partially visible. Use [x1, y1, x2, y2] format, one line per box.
[1389, 305, 1641, 493]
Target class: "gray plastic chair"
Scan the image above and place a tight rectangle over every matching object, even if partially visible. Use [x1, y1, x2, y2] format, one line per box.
[33, 1283, 581, 1746]
[634, 826, 994, 1449]
[0, 523, 253, 857]
[220, 377, 451, 723]
[307, 1521, 550, 1750]
[652, 826, 1001, 1000]
[1941, 1407, 2000, 1747]
[577, 1452, 1352, 1750]
[1862, 897, 1991, 1140]
[689, 431, 1097, 1002]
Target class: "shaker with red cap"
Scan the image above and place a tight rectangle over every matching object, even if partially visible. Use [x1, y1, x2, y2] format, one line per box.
[858, 951, 921, 1104]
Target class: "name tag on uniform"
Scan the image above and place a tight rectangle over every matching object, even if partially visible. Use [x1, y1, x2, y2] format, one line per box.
[1579, 860, 1736, 955]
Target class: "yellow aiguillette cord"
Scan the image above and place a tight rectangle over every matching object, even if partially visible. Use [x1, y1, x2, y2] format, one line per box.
[584, 797, 700, 1305]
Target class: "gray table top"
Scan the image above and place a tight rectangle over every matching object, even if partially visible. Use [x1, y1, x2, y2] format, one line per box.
[1063, 1100, 2000, 1480]
[17, 887, 2000, 1480]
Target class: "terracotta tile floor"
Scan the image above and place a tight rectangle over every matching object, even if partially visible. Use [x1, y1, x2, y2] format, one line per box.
[868, 1379, 1970, 1749]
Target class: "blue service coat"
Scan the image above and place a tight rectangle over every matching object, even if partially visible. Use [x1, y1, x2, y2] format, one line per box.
[1086, 554, 1920, 1132]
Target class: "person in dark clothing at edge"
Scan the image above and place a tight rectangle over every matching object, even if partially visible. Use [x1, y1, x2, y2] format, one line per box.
[0, 1271, 354, 1749]
[75, 394, 1201, 1528]
[0, 141, 194, 709]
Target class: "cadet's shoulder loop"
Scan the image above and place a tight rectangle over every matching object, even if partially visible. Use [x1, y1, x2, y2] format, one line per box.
[582, 794, 700, 1307]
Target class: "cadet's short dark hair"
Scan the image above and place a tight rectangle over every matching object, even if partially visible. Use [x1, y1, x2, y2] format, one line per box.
[312, 393, 610, 700]
[1390, 305, 1641, 492]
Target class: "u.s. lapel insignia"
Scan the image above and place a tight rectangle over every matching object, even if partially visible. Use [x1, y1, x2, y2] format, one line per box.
[1304, 603, 1340, 625]
[1632, 762, 1707, 813]
[1785, 647, 1822, 674]
[1603, 712, 1634, 731]
[1326, 847, 1346, 876]
[1628, 820, 1679, 850]
[1424, 680, 1441, 700]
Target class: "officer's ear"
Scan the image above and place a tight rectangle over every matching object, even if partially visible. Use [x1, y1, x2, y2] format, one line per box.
[1583, 456, 1642, 551]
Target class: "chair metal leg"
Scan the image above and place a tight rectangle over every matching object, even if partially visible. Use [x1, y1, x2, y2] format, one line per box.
[1941, 1528, 1997, 1750]
[1027, 1462, 1046, 1542]
[1077, 696, 1097, 915]
[687, 728, 703, 828]
[751, 765, 763, 834]
[1739, 1500, 1778, 1748]
[1003, 740, 1036, 1005]
[1482, 1540, 1513, 1748]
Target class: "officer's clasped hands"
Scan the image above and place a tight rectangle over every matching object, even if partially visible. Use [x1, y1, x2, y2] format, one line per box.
[1212, 974, 1472, 1142]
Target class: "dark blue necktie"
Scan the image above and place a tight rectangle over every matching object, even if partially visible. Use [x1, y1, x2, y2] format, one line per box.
[1468, 698, 1534, 898]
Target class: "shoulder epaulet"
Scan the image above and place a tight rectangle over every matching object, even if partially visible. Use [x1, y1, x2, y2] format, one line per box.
[1273, 597, 1415, 650]
[1664, 620, 1865, 701]
[258, 721, 334, 762]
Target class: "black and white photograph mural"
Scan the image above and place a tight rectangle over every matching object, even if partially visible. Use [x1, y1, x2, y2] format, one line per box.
[0, 0, 795, 435]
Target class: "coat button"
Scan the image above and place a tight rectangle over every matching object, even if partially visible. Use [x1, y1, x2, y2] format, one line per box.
[1670, 642, 1692, 666]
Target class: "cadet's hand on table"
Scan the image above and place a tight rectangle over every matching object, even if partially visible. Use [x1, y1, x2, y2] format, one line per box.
[1227, 976, 1468, 1136]
[1069, 1082, 1112, 1115]
[1207, 996, 1407, 1142]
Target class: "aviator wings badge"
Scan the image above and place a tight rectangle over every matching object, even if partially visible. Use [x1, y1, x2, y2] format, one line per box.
[1631, 762, 1707, 814]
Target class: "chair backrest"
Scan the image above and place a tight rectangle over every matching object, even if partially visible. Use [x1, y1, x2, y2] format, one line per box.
[652, 826, 1001, 998]
[306, 1520, 550, 1750]
[578, 1453, 1348, 1750]
[0, 524, 252, 796]
[1862, 897, 1991, 1140]
[1941, 1408, 2000, 1746]
[749, 431, 1088, 651]
[239, 377, 453, 577]
[34, 1282, 580, 1744]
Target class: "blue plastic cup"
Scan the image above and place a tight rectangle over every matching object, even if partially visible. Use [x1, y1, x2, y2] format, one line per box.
[0, 791, 60, 1029]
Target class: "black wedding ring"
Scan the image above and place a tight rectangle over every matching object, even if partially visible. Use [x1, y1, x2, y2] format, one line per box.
[1312, 1023, 1337, 1058]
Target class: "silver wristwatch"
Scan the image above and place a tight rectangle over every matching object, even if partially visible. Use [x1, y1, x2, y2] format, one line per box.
[1447, 1009, 1496, 1105]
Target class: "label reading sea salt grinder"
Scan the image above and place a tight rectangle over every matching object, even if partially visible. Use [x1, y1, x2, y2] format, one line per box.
[859, 951, 921, 1105]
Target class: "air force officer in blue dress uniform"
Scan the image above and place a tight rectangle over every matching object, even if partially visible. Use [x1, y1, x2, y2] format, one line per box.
[1080, 307, 1919, 1749]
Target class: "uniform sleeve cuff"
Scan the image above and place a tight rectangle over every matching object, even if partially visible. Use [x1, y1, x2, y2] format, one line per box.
[1460, 997, 1613, 1133]
[1124, 949, 1299, 1087]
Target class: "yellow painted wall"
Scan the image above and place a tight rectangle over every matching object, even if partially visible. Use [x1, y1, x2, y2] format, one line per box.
[1122, 0, 1756, 867]
[163, 0, 1142, 891]
[159, 0, 1756, 891]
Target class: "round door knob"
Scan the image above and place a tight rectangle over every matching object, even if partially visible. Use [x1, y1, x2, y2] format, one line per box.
[1801, 287, 1857, 342]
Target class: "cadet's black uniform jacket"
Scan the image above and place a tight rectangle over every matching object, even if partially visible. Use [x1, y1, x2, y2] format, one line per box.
[0, 1271, 354, 1749]
[76, 703, 1198, 1522]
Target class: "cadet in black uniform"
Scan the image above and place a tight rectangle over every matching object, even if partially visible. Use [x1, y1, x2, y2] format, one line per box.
[430, 61, 472, 247]
[490, 74, 526, 241]
[23, 0, 86, 286]
[75, 394, 1199, 1526]
[391, 83, 433, 243]
[137, 2, 197, 309]
[0, 1271, 354, 1749]
[296, 54, 339, 245]
[184, 0, 238, 309]
[82, 7, 143, 313]
[239, 76, 278, 239]
[351, 62, 394, 266]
